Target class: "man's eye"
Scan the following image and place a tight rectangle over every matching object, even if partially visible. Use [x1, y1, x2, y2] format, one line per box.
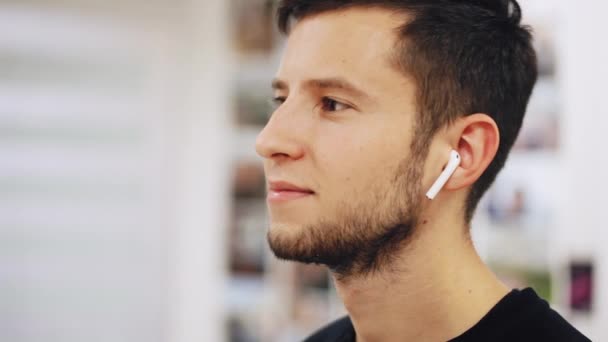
[269, 96, 286, 109]
[321, 97, 350, 112]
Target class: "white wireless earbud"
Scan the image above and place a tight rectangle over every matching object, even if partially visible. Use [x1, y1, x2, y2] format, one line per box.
[425, 150, 461, 200]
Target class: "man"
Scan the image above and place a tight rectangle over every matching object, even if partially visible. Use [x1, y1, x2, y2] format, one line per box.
[255, 0, 590, 341]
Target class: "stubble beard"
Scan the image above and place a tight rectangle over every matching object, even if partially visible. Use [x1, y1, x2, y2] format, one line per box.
[267, 148, 427, 280]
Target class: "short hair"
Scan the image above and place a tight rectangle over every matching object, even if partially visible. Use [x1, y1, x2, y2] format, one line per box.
[276, 0, 538, 222]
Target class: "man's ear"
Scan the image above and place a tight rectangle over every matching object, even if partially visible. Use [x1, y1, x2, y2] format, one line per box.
[444, 114, 500, 191]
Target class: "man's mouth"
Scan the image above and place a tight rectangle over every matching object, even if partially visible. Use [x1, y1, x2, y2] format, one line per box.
[267, 180, 315, 202]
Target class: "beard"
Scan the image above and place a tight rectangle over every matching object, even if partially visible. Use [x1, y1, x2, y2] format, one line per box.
[267, 145, 427, 279]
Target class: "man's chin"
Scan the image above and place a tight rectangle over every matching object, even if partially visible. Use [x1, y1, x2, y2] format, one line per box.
[265, 221, 296, 239]
[265, 214, 419, 278]
[266, 222, 321, 263]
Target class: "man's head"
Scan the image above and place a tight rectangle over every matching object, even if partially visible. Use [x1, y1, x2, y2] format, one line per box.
[256, 0, 537, 278]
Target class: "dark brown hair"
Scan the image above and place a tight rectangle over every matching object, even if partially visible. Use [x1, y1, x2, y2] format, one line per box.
[276, 0, 538, 222]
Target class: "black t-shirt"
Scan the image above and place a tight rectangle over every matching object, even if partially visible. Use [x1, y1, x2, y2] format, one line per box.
[303, 288, 591, 342]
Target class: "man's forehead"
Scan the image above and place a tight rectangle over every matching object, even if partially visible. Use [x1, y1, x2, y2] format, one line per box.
[277, 7, 407, 91]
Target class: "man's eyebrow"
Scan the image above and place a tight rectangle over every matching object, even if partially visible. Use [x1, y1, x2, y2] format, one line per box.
[306, 78, 370, 100]
[271, 78, 288, 91]
[271, 77, 371, 101]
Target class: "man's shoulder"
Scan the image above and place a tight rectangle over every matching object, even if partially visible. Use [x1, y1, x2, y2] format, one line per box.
[302, 289, 590, 342]
[453, 288, 591, 342]
[504, 288, 590, 341]
[303, 316, 355, 342]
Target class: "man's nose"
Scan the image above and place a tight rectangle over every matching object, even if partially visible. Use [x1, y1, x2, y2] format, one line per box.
[255, 108, 305, 161]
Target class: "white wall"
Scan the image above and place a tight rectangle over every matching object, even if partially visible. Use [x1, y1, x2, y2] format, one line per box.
[0, 1, 232, 341]
[554, 1, 608, 340]
[168, 1, 232, 342]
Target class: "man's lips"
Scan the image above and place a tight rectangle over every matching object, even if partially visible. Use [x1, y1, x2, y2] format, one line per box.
[267, 181, 315, 202]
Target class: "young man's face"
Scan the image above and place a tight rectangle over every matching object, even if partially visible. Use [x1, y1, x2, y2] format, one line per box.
[256, 8, 429, 275]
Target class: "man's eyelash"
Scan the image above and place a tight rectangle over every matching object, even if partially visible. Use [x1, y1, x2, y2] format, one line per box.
[268, 96, 352, 112]
[320, 97, 350, 111]
[269, 96, 286, 108]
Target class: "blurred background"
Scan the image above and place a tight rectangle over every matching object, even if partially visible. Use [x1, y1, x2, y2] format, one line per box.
[0, 0, 606, 341]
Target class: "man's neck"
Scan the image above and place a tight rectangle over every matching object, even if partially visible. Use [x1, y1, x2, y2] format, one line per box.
[332, 213, 509, 342]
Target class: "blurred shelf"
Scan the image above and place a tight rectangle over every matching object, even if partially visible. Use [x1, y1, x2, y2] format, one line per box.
[233, 49, 283, 85]
[233, 125, 264, 162]
[227, 274, 267, 313]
